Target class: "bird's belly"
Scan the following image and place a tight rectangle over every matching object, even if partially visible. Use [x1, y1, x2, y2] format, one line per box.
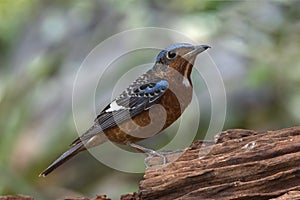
[104, 89, 192, 144]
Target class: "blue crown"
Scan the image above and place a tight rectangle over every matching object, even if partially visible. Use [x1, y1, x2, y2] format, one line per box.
[156, 43, 193, 62]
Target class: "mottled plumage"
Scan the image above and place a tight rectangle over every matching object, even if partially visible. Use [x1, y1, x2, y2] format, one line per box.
[40, 43, 210, 176]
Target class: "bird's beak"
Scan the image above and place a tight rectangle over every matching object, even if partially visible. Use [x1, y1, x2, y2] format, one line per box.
[183, 45, 210, 59]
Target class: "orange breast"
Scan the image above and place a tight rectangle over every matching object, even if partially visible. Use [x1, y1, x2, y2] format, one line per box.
[103, 88, 193, 144]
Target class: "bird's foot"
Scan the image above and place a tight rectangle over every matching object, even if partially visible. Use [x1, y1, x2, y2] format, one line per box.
[144, 149, 184, 167]
[128, 143, 183, 167]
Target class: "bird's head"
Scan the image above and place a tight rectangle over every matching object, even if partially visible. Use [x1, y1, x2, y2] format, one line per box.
[154, 43, 210, 79]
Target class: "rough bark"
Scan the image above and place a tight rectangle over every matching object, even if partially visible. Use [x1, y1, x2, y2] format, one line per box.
[122, 126, 300, 200]
[2, 127, 300, 200]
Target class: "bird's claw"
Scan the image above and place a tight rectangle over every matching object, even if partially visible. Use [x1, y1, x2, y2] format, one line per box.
[144, 149, 184, 167]
[128, 143, 184, 167]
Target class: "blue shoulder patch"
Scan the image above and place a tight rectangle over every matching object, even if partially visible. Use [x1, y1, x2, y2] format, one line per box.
[156, 43, 193, 62]
[138, 80, 169, 94]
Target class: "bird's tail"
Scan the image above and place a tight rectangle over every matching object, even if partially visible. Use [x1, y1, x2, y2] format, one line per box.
[39, 142, 85, 177]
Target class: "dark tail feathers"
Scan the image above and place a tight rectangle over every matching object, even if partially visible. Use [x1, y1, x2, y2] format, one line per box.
[39, 143, 85, 177]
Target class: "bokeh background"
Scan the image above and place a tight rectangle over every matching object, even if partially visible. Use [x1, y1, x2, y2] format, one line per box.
[0, 0, 299, 199]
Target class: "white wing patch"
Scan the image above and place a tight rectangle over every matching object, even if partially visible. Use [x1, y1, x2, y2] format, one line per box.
[183, 77, 191, 87]
[106, 100, 126, 112]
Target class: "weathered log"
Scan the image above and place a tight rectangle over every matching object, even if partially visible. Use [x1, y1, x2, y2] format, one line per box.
[122, 126, 300, 200]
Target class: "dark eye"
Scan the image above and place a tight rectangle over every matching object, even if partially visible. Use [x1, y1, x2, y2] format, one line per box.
[166, 51, 176, 59]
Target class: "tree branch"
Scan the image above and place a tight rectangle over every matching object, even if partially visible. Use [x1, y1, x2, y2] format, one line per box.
[123, 126, 300, 200]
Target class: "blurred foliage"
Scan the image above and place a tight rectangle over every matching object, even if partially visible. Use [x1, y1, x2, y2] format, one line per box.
[0, 0, 299, 199]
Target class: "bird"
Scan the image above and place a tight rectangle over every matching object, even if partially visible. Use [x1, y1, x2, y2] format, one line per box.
[39, 43, 210, 177]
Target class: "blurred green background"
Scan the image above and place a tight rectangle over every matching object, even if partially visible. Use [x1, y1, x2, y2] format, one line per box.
[0, 0, 299, 199]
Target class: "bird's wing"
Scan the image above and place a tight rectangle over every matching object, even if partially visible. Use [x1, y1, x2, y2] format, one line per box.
[71, 77, 169, 146]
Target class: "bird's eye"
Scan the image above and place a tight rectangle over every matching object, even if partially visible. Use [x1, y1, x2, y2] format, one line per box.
[166, 51, 176, 59]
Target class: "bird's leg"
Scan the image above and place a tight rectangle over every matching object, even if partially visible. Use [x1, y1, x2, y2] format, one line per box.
[128, 143, 185, 167]
[128, 143, 167, 166]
